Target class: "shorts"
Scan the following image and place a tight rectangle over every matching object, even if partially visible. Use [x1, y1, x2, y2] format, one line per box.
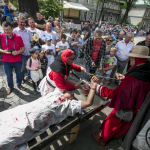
[100, 70, 111, 81]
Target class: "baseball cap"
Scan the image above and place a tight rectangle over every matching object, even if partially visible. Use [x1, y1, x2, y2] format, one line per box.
[29, 48, 40, 54]
[45, 36, 52, 41]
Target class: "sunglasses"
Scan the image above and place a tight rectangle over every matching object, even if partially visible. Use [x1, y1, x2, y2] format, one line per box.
[69, 57, 75, 61]
[108, 40, 113, 42]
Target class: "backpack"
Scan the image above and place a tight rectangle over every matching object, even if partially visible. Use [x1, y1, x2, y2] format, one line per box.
[1, 15, 7, 26]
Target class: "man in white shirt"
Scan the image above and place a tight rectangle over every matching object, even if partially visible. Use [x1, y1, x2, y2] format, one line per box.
[68, 19, 74, 35]
[40, 22, 56, 45]
[56, 34, 69, 55]
[27, 17, 41, 47]
[110, 33, 134, 85]
[13, 15, 33, 83]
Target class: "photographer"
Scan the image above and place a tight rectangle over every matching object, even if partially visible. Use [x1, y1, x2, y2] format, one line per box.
[0, 21, 25, 95]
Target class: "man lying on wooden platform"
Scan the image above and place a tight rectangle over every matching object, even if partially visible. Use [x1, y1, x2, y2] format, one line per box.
[0, 79, 97, 150]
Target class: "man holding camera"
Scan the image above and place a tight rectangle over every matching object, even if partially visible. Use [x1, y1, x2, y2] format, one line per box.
[0, 21, 25, 95]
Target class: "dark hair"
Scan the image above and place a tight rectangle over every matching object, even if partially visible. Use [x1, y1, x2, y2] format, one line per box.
[12, 21, 18, 28]
[84, 21, 89, 24]
[71, 28, 77, 34]
[2, 21, 13, 28]
[4, 0, 9, 3]
[77, 30, 82, 34]
[9, 9, 14, 14]
[61, 34, 67, 39]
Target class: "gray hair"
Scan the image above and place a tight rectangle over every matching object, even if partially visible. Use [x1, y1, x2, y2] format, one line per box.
[119, 31, 125, 35]
[94, 29, 103, 36]
[17, 14, 25, 20]
[126, 32, 133, 37]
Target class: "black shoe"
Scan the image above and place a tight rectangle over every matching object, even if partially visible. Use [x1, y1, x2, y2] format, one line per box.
[22, 79, 26, 84]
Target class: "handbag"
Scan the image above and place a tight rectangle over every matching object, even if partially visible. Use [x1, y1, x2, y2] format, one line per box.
[115, 109, 133, 123]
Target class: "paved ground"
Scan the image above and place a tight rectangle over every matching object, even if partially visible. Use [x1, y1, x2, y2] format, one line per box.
[0, 24, 146, 150]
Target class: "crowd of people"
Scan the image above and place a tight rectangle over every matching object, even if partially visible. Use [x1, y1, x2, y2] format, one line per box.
[0, 0, 150, 149]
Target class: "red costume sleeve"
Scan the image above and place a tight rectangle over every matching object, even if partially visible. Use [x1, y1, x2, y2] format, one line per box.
[49, 71, 75, 90]
[98, 76, 150, 111]
[70, 63, 81, 72]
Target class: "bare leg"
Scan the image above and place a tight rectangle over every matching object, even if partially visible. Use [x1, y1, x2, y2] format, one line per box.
[104, 80, 109, 87]
[98, 78, 103, 84]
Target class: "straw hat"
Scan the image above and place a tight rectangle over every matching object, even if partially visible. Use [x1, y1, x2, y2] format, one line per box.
[125, 46, 150, 58]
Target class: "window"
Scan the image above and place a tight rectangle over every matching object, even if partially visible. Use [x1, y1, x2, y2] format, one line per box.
[116, 16, 118, 21]
[146, 11, 149, 17]
[86, 0, 89, 4]
[90, 13, 94, 19]
[75, 0, 79, 2]
[113, 3, 116, 9]
[92, 0, 95, 5]
[109, 2, 111, 8]
[104, 3, 107, 8]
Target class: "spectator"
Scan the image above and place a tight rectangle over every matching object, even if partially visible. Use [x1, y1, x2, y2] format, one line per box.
[137, 34, 150, 61]
[56, 34, 69, 55]
[76, 30, 84, 54]
[84, 29, 106, 95]
[60, 27, 66, 36]
[111, 28, 118, 41]
[28, 17, 41, 47]
[6, 9, 14, 23]
[26, 48, 42, 95]
[12, 21, 18, 29]
[115, 31, 125, 43]
[13, 15, 33, 83]
[68, 28, 81, 60]
[55, 26, 61, 44]
[42, 36, 55, 67]
[82, 21, 91, 42]
[110, 33, 134, 85]
[48, 16, 54, 27]
[35, 12, 46, 31]
[24, 12, 29, 27]
[0, 21, 25, 94]
[81, 22, 84, 30]
[99, 47, 117, 87]
[52, 20, 60, 31]
[40, 22, 56, 45]
[37, 49, 48, 77]
[4, 0, 14, 21]
[105, 36, 113, 55]
[68, 19, 74, 35]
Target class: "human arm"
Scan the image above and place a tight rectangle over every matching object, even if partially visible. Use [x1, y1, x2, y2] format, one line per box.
[4, 5, 10, 12]
[26, 59, 37, 71]
[70, 63, 82, 72]
[103, 65, 115, 71]
[83, 32, 89, 41]
[35, 23, 46, 29]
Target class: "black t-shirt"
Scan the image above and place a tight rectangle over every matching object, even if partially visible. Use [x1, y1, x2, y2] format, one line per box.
[82, 27, 91, 41]
[34, 19, 46, 31]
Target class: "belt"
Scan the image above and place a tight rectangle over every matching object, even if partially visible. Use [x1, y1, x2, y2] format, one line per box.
[116, 56, 127, 62]
[46, 78, 56, 89]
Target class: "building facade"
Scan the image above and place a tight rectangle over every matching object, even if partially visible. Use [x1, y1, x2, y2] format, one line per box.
[142, 5, 150, 30]
[63, 0, 123, 24]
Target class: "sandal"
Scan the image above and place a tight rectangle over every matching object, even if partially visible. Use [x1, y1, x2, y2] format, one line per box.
[93, 132, 106, 146]
[18, 85, 26, 91]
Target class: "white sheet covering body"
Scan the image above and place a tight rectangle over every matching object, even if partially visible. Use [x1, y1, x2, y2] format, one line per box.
[0, 89, 82, 150]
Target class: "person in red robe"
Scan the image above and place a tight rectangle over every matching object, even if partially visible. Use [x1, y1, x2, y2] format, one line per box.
[39, 49, 89, 96]
[91, 45, 150, 146]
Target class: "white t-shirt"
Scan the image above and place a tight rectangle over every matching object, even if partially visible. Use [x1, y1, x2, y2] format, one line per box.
[55, 32, 61, 40]
[56, 41, 69, 55]
[40, 31, 56, 44]
[27, 28, 41, 38]
[42, 44, 55, 67]
[69, 22, 74, 28]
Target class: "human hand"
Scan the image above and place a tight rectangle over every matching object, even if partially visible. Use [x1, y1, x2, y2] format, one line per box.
[8, 6, 11, 9]
[50, 51, 54, 55]
[3, 50, 11, 54]
[81, 66, 86, 73]
[45, 50, 49, 53]
[38, 66, 41, 69]
[35, 68, 39, 71]
[80, 84, 89, 90]
[12, 51, 19, 56]
[99, 66, 102, 71]
[91, 76, 98, 90]
[115, 73, 125, 80]
[92, 62, 95, 66]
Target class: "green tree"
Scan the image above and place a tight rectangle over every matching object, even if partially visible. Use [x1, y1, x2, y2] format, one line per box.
[38, 0, 64, 19]
[9, 0, 19, 10]
[118, 0, 138, 24]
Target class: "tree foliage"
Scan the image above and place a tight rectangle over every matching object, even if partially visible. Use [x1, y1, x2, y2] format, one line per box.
[9, 0, 19, 10]
[38, 0, 64, 19]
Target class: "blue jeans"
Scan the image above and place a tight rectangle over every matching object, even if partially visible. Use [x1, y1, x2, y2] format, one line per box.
[4, 12, 14, 21]
[85, 61, 98, 80]
[69, 28, 73, 35]
[3, 61, 22, 88]
[21, 54, 31, 80]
